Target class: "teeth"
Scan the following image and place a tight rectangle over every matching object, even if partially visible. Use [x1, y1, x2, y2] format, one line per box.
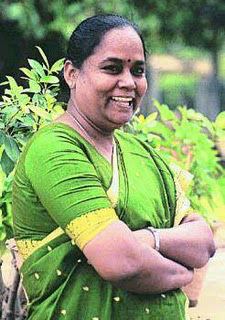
[111, 96, 133, 102]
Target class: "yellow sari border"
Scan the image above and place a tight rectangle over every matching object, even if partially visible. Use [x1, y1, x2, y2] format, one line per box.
[170, 163, 193, 226]
[106, 139, 119, 208]
[16, 227, 64, 261]
[66, 207, 119, 250]
[16, 208, 119, 261]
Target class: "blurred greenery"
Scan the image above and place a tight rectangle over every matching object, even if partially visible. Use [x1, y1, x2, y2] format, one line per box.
[134, 1, 225, 64]
[1, 1, 225, 59]
[219, 52, 225, 78]
[0, 0, 139, 40]
[159, 73, 199, 109]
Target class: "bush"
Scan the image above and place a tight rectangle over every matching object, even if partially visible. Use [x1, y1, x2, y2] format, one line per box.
[0, 47, 64, 254]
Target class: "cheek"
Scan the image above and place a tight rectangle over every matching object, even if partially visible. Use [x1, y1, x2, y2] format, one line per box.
[138, 78, 148, 97]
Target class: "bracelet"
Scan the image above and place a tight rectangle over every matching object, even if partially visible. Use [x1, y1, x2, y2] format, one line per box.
[146, 227, 160, 251]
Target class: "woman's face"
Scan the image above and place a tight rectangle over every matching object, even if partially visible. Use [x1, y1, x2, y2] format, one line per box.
[67, 27, 147, 132]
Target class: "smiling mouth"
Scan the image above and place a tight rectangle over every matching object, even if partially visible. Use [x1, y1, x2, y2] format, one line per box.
[110, 96, 135, 108]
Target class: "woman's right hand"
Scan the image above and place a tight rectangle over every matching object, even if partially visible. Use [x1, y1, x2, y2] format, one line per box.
[133, 214, 215, 270]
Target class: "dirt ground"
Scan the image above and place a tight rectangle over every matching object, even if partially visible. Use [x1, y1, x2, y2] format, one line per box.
[188, 247, 225, 320]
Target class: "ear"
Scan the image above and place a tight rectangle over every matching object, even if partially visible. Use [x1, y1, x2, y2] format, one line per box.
[63, 60, 79, 89]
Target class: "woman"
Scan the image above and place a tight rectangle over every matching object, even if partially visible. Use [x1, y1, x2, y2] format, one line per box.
[12, 14, 215, 320]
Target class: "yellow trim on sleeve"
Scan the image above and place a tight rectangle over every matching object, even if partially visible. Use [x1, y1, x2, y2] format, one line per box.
[16, 208, 119, 261]
[65, 208, 119, 250]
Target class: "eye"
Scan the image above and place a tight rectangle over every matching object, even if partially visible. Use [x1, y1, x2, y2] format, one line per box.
[102, 64, 123, 74]
[131, 65, 146, 77]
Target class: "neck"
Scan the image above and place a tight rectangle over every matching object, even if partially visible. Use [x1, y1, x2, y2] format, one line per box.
[66, 100, 114, 163]
[67, 100, 113, 141]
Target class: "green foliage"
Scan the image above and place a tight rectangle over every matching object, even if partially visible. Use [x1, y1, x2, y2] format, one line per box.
[125, 100, 225, 223]
[0, 0, 139, 40]
[133, 0, 225, 52]
[219, 52, 225, 78]
[0, 47, 64, 254]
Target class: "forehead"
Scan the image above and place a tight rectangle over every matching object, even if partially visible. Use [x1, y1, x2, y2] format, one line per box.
[91, 27, 145, 62]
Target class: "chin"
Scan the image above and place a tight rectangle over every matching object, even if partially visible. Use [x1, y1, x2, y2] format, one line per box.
[115, 112, 134, 124]
[110, 118, 132, 130]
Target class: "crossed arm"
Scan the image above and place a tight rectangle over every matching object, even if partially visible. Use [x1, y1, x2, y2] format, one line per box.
[83, 213, 215, 294]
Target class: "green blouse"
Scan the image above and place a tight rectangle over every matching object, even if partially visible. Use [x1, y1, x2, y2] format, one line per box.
[12, 123, 189, 320]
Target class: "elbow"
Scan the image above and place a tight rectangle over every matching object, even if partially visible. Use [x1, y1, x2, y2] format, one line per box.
[204, 229, 216, 261]
[206, 225, 216, 257]
[206, 238, 216, 261]
[193, 238, 216, 269]
[96, 242, 143, 282]
[191, 256, 209, 269]
[208, 238, 216, 257]
[99, 254, 142, 282]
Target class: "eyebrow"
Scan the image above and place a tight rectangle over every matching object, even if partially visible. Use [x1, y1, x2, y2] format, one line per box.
[100, 57, 145, 65]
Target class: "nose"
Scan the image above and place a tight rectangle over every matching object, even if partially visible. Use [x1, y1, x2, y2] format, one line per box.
[117, 70, 136, 91]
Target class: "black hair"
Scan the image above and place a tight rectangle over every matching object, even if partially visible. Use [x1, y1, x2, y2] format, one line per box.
[59, 14, 147, 103]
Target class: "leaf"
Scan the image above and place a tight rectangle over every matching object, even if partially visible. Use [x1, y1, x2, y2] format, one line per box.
[6, 76, 23, 95]
[50, 58, 64, 73]
[1, 150, 15, 176]
[28, 59, 45, 77]
[6, 76, 18, 89]
[186, 108, 204, 121]
[20, 115, 34, 127]
[154, 100, 176, 121]
[35, 46, 50, 69]
[0, 131, 7, 146]
[29, 105, 51, 120]
[40, 75, 59, 84]
[0, 81, 9, 86]
[146, 112, 158, 123]
[18, 94, 31, 107]
[215, 111, 225, 130]
[20, 67, 37, 80]
[29, 80, 41, 93]
[0, 224, 6, 241]
[3, 135, 20, 162]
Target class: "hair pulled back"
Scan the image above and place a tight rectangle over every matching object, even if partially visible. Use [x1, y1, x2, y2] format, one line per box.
[67, 14, 146, 68]
[59, 14, 146, 103]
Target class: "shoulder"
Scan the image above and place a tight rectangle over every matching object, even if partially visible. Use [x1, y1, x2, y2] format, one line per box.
[115, 129, 173, 176]
[19, 123, 87, 171]
[115, 129, 159, 157]
[28, 123, 80, 145]
[24, 123, 84, 154]
[114, 130, 149, 154]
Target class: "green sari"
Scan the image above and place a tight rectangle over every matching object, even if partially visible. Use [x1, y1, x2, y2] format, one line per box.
[12, 123, 189, 320]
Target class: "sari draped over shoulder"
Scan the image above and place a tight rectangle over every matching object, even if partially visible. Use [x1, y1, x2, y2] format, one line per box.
[12, 123, 189, 320]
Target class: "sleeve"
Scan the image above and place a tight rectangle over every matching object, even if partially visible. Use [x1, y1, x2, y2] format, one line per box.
[25, 127, 119, 249]
[170, 163, 194, 226]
